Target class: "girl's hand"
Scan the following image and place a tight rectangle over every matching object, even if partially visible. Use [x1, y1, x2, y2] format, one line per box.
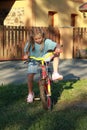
[54, 47, 62, 55]
[23, 54, 28, 59]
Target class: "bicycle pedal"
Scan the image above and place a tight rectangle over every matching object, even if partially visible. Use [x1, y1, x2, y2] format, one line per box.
[34, 97, 41, 101]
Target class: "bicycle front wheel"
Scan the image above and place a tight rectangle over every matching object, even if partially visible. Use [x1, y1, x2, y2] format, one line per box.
[39, 79, 52, 110]
[47, 96, 52, 110]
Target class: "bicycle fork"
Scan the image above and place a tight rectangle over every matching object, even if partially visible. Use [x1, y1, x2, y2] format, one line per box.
[41, 65, 51, 97]
[40, 65, 52, 110]
[46, 78, 51, 96]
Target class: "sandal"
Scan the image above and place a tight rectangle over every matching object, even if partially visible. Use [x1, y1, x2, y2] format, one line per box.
[52, 72, 63, 81]
[27, 92, 34, 103]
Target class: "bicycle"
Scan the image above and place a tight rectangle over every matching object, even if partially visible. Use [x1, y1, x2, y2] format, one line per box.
[28, 52, 54, 110]
[24, 46, 63, 110]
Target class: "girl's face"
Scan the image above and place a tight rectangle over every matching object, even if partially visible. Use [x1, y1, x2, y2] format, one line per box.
[34, 34, 43, 44]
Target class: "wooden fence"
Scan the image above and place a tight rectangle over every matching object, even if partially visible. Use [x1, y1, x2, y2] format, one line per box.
[0, 26, 60, 61]
[0, 26, 87, 60]
[73, 27, 87, 58]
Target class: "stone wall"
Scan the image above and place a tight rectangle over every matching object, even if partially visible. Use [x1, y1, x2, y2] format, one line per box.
[4, 0, 26, 26]
[4, 7, 24, 26]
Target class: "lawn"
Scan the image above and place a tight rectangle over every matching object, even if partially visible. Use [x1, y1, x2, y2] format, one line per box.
[0, 79, 87, 130]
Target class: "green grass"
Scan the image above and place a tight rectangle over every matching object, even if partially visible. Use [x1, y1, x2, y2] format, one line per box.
[0, 79, 87, 130]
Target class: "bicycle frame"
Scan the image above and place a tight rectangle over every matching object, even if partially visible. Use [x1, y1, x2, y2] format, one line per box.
[29, 52, 53, 110]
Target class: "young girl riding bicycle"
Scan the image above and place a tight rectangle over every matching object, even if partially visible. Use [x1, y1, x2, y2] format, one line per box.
[24, 29, 63, 103]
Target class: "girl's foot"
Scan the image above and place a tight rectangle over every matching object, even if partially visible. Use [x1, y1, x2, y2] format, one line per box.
[52, 72, 63, 81]
[27, 92, 34, 103]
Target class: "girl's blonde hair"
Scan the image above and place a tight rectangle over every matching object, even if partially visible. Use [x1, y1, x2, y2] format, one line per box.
[27, 29, 45, 51]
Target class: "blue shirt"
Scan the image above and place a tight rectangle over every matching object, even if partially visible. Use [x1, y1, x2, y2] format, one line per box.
[24, 39, 57, 57]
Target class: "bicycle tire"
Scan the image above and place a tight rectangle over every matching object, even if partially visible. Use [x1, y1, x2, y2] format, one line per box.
[39, 79, 48, 110]
[47, 96, 52, 110]
[39, 79, 52, 110]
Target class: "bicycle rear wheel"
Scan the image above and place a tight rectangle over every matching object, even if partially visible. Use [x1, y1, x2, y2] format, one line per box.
[39, 79, 52, 110]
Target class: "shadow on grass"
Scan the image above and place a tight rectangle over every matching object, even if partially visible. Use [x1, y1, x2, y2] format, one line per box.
[51, 73, 80, 107]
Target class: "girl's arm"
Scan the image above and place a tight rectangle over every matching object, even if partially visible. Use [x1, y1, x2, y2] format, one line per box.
[23, 42, 29, 59]
[24, 42, 29, 54]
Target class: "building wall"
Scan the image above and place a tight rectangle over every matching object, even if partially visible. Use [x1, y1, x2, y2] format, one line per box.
[24, 0, 87, 27]
[2, 0, 87, 27]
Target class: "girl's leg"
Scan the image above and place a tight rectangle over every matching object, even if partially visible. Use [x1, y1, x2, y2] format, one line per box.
[27, 73, 35, 103]
[52, 57, 63, 80]
[53, 56, 59, 73]
[27, 73, 34, 94]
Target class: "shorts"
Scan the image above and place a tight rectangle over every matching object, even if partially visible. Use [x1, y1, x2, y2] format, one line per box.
[27, 61, 40, 74]
[27, 61, 53, 81]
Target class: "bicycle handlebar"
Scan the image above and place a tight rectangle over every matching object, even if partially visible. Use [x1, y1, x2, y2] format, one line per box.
[29, 52, 54, 65]
[24, 47, 63, 65]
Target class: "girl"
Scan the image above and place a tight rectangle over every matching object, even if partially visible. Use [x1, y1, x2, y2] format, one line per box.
[24, 29, 63, 103]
